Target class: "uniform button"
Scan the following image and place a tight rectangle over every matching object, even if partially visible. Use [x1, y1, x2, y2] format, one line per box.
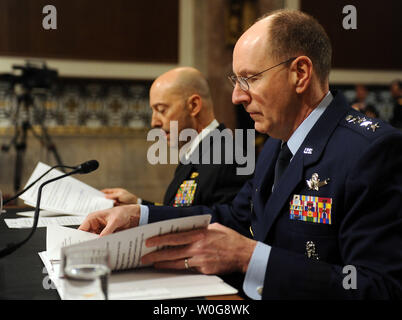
[257, 286, 263, 296]
[255, 188, 258, 192]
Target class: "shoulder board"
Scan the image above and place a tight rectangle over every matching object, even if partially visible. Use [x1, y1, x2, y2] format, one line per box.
[342, 113, 381, 135]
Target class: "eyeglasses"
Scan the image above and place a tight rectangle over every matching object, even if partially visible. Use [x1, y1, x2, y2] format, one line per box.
[228, 57, 297, 92]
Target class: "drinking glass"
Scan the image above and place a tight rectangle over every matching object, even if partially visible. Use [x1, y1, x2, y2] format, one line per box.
[0, 190, 5, 215]
[63, 247, 111, 300]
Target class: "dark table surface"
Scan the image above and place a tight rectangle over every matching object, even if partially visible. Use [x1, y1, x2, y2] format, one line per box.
[0, 208, 60, 299]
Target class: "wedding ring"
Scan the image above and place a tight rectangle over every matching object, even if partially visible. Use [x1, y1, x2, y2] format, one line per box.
[184, 258, 190, 269]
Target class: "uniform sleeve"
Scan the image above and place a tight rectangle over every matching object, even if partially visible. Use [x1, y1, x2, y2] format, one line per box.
[261, 133, 402, 299]
[140, 199, 154, 206]
[207, 161, 253, 205]
[148, 178, 254, 237]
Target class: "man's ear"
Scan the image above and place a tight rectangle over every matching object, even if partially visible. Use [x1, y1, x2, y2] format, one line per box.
[187, 94, 202, 117]
[290, 56, 313, 94]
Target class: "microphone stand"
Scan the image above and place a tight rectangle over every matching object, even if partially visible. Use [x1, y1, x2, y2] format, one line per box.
[0, 168, 80, 259]
[2, 88, 66, 193]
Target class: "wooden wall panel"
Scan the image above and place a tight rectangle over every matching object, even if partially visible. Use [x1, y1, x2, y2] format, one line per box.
[0, 0, 179, 63]
[301, 0, 402, 70]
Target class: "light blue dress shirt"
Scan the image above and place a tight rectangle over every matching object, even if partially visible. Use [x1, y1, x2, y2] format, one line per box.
[138, 91, 334, 300]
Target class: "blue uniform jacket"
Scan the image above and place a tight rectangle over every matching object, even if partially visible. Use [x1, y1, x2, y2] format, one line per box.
[148, 91, 402, 299]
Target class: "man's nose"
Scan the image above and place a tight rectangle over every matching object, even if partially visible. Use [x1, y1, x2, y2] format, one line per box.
[232, 83, 250, 106]
[151, 111, 162, 128]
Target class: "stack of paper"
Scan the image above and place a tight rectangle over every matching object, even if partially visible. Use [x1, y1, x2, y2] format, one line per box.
[40, 214, 238, 299]
[4, 162, 114, 229]
[5, 215, 85, 229]
[19, 162, 113, 216]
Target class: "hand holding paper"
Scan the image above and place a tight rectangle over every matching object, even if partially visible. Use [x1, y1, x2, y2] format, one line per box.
[48, 214, 211, 271]
[79, 204, 141, 236]
[142, 222, 258, 274]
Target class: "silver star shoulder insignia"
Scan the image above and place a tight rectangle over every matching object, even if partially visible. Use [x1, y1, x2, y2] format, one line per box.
[347, 116, 358, 124]
[369, 122, 380, 132]
[306, 173, 330, 191]
[359, 120, 372, 127]
[357, 117, 366, 124]
[345, 115, 380, 133]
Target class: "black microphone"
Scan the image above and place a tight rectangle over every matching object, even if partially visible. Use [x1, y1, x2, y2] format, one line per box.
[0, 160, 99, 259]
[3, 160, 99, 205]
[75, 160, 99, 174]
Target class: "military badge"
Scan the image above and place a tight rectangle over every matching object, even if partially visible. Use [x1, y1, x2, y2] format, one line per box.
[305, 241, 319, 260]
[173, 180, 197, 207]
[290, 194, 332, 225]
[190, 172, 199, 179]
[345, 115, 380, 132]
[306, 173, 330, 191]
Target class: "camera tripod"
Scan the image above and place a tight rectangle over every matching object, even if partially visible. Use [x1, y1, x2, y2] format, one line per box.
[2, 88, 65, 193]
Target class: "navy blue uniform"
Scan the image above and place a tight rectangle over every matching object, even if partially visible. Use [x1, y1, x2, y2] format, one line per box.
[143, 123, 251, 207]
[147, 92, 402, 299]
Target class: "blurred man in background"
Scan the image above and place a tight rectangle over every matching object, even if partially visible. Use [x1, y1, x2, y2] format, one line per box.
[351, 84, 379, 118]
[390, 79, 402, 128]
[103, 67, 251, 208]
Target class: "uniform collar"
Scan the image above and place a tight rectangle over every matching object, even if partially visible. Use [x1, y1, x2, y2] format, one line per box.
[287, 91, 333, 158]
[183, 119, 219, 160]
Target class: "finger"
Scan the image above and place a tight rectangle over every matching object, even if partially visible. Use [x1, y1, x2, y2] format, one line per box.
[154, 260, 184, 270]
[141, 245, 190, 265]
[79, 209, 110, 232]
[78, 218, 91, 232]
[146, 228, 206, 247]
[99, 222, 117, 237]
[104, 194, 118, 200]
[78, 212, 102, 232]
[153, 258, 192, 270]
[101, 188, 114, 194]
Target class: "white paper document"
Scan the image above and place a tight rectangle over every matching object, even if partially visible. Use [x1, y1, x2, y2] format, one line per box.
[40, 214, 238, 299]
[48, 214, 212, 266]
[16, 210, 64, 217]
[39, 252, 237, 300]
[19, 162, 113, 216]
[4, 215, 85, 229]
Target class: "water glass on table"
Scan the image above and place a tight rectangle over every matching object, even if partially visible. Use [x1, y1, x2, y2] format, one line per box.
[63, 247, 111, 300]
[0, 190, 5, 215]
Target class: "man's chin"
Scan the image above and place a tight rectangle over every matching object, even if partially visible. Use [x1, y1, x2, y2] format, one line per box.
[254, 122, 268, 135]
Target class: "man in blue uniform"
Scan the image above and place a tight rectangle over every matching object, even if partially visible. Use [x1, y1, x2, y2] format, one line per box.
[80, 10, 402, 299]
